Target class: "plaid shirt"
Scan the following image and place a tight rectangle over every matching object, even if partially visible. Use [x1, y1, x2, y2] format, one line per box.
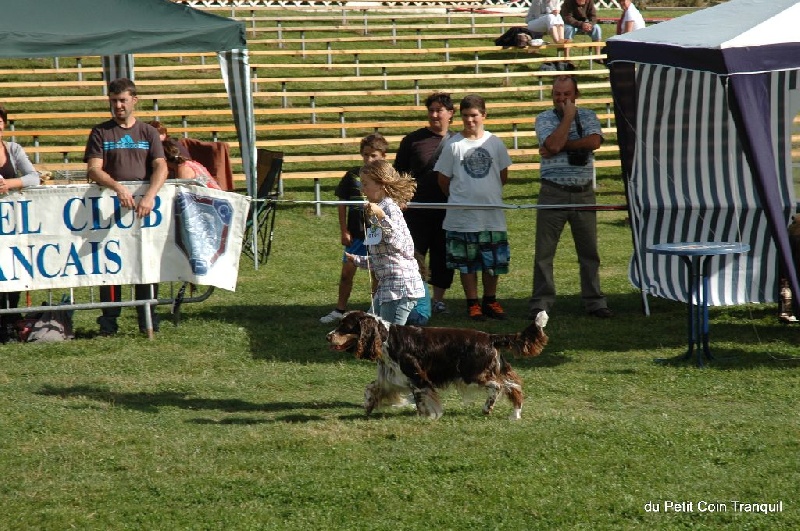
[352, 197, 425, 304]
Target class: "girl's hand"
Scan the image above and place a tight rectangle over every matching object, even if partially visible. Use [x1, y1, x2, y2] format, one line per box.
[365, 202, 385, 220]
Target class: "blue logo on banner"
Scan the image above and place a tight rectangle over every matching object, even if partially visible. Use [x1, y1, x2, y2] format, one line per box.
[174, 192, 233, 275]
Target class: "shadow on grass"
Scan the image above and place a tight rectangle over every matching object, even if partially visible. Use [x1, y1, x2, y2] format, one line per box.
[200, 410, 424, 423]
[36, 384, 496, 423]
[190, 414, 328, 425]
[184, 292, 797, 369]
[652, 348, 800, 370]
[36, 383, 360, 416]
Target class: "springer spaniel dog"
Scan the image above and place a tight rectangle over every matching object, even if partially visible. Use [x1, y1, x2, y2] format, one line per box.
[326, 310, 549, 420]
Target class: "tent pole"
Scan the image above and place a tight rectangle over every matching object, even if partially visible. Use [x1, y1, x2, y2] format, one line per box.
[627, 177, 650, 316]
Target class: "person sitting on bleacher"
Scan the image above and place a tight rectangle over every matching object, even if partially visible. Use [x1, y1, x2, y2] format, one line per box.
[616, 0, 646, 35]
[562, 0, 602, 42]
[162, 138, 221, 190]
[526, 0, 567, 44]
[0, 104, 41, 342]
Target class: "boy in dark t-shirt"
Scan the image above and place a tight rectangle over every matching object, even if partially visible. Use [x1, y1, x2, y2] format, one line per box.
[319, 133, 388, 324]
[84, 78, 168, 337]
[85, 119, 163, 181]
[394, 92, 456, 315]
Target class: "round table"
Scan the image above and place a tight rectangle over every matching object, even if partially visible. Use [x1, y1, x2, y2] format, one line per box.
[647, 242, 751, 366]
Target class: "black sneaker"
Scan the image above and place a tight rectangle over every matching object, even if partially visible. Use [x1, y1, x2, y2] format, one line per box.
[482, 300, 508, 320]
[97, 316, 118, 336]
[589, 307, 614, 319]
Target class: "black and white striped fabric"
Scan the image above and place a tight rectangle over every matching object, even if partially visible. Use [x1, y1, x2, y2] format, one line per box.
[220, 49, 257, 197]
[627, 65, 798, 305]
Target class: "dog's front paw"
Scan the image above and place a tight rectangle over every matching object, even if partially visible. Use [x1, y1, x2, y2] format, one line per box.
[414, 389, 443, 419]
[364, 382, 379, 415]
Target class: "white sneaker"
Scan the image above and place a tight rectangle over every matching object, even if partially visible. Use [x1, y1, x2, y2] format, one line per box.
[319, 309, 345, 324]
[432, 300, 448, 314]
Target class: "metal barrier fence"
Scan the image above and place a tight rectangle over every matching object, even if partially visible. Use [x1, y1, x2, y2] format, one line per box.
[0, 283, 215, 340]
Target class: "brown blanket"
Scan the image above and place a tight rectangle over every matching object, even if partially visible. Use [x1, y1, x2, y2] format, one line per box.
[179, 137, 234, 191]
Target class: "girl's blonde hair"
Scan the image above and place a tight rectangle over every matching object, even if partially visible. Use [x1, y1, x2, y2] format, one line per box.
[359, 160, 417, 209]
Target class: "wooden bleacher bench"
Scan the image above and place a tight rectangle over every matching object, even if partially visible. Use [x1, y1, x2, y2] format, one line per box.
[0, 78, 227, 91]
[12, 95, 615, 142]
[249, 56, 605, 76]
[0, 63, 218, 78]
[0, 48, 607, 95]
[253, 67, 607, 85]
[251, 41, 605, 60]
[19, 113, 616, 157]
[29, 119, 619, 180]
[249, 33, 492, 47]
[235, 10, 525, 24]
[5, 40, 601, 70]
[8, 96, 613, 126]
[1, 81, 613, 114]
[246, 22, 536, 35]
[1, 44, 603, 82]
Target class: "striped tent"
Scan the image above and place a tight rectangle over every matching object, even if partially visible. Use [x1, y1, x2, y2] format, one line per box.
[606, 0, 800, 312]
[0, 0, 257, 196]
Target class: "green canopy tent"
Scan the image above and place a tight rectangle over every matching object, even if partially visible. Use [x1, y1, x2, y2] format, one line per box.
[0, 0, 257, 196]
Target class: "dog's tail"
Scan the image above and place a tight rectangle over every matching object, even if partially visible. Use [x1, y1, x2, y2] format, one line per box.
[490, 310, 549, 358]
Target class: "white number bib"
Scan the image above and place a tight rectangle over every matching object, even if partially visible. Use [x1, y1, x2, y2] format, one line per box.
[365, 225, 383, 245]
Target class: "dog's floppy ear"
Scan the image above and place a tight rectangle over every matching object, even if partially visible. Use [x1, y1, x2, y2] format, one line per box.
[354, 315, 385, 360]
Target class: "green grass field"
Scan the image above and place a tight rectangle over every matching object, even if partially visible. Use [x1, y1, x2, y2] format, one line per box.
[1, 165, 798, 529]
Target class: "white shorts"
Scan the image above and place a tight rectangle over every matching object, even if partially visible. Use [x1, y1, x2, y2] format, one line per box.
[527, 14, 564, 34]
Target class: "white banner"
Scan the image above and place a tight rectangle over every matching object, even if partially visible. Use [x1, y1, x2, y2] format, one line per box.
[0, 183, 251, 292]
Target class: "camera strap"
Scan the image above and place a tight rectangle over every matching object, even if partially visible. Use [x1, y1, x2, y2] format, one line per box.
[574, 112, 584, 138]
[553, 108, 584, 138]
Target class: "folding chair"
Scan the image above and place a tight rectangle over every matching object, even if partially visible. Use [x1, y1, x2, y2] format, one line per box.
[179, 137, 234, 190]
[243, 149, 283, 267]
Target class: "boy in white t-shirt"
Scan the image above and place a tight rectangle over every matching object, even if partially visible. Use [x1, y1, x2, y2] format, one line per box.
[434, 95, 513, 321]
